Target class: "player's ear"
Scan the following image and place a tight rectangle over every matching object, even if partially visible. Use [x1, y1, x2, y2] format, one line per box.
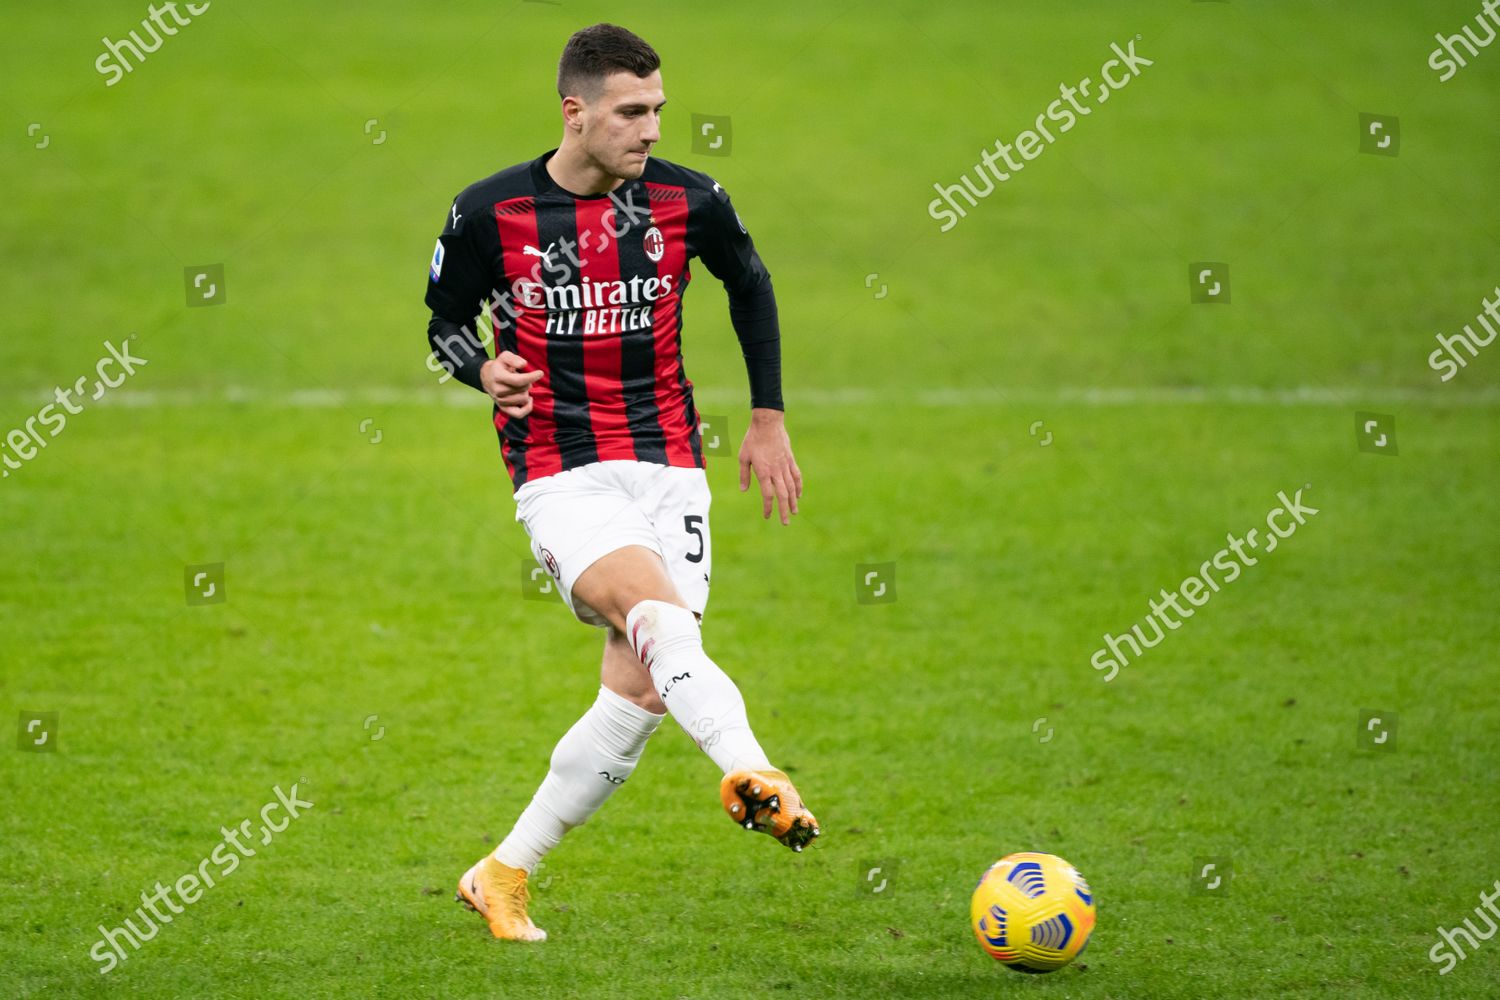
[560, 94, 585, 131]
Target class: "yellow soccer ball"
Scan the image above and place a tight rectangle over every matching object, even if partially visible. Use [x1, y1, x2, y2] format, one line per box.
[971, 852, 1095, 973]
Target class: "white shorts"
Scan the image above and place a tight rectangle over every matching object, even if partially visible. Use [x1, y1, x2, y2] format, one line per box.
[514, 460, 712, 628]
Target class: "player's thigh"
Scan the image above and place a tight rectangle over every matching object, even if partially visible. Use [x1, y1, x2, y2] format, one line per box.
[647, 467, 712, 619]
[571, 544, 684, 630]
[515, 464, 660, 628]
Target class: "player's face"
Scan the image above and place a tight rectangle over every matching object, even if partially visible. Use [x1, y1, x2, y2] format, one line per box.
[582, 70, 664, 181]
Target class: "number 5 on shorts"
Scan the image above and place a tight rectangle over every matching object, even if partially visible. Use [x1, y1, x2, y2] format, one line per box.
[684, 514, 705, 563]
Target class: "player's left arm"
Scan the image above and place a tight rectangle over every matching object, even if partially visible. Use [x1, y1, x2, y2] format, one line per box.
[691, 180, 802, 525]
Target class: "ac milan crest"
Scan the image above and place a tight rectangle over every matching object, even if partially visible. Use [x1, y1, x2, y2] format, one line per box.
[642, 226, 665, 262]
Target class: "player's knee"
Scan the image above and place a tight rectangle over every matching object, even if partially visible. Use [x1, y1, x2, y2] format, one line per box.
[624, 598, 695, 631]
[623, 599, 699, 658]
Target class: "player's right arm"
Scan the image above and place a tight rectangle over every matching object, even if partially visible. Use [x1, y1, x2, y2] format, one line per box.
[424, 194, 541, 417]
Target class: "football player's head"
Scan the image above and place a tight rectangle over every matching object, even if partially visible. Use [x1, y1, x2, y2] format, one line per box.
[557, 24, 663, 181]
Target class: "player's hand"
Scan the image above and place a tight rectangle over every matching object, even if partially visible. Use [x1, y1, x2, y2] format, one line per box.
[480, 352, 544, 419]
[738, 408, 802, 525]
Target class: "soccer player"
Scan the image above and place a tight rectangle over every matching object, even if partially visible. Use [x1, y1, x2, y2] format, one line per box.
[424, 23, 820, 942]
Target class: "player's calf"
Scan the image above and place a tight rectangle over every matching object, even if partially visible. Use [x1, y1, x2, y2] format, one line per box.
[491, 685, 663, 874]
[625, 599, 773, 773]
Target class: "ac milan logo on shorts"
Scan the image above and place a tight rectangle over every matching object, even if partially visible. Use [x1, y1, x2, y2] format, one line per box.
[539, 548, 560, 579]
[642, 226, 665, 262]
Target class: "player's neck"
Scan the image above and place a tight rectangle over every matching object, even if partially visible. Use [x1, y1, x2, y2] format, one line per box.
[546, 142, 624, 197]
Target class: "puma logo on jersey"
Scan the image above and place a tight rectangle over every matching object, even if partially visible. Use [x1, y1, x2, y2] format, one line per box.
[523, 242, 556, 266]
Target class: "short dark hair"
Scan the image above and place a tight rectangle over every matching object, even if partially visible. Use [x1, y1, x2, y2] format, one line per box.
[557, 24, 660, 102]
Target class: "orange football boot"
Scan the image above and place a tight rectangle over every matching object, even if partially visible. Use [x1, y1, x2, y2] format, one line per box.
[455, 856, 547, 941]
[720, 768, 821, 851]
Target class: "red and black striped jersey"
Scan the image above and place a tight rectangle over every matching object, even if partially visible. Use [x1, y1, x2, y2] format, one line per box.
[425, 149, 781, 490]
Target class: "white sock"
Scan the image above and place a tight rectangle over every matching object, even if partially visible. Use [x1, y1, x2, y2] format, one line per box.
[493, 685, 663, 873]
[625, 599, 774, 774]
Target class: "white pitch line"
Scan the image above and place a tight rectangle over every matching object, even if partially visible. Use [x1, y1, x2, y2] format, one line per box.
[3, 384, 1498, 409]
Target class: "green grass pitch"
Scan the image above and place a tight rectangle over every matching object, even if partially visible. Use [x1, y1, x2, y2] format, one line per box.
[4, 1, 1499, 997]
